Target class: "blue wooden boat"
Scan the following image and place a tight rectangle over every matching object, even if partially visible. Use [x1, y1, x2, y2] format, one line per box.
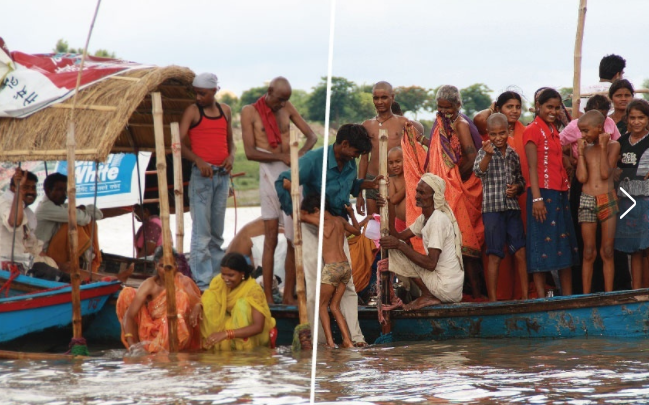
[0, 269, 122, 343]
[352, 288, 649, 343]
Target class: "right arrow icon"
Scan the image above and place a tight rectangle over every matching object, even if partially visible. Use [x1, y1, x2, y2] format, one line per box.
[620, 187, 636, 219]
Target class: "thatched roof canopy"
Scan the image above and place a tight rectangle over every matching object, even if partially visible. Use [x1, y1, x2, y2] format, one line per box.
[0, 65, 195, 162]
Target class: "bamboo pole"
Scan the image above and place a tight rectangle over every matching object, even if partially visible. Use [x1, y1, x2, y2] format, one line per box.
[572, 0, 588, 115]
[290, 126, 309, 328]
[171, 122, 184, 254]
[66, 122, 83, 340]
[378, 129, 391, 333]
[0, 350, 88, 361]
[152, 92, 179, 353]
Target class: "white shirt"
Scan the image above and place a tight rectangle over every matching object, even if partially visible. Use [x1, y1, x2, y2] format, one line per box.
[35, 196, 103, 251]
[409, 211, 464, 300]
[580, 82, 612, 113]
[0, 190, 40, 262]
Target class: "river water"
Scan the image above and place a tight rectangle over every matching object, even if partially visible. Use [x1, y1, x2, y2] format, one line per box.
[314, 337, 649, 403]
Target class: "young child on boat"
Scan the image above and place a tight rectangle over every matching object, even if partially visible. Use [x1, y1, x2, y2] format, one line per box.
[575, 110, 621, 294]
[388, 146, 407, 233]
[473, 113, 528, 301]
[300, 194, 360, 348]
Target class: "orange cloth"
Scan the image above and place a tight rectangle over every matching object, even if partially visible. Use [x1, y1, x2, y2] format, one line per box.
[348, 231, 378, 293]
[426, 116, 484, 257]
[508, 121, 529, 231]
[116, 273, 202, 353]
[46, 222, 101, 274]
[401, 124, 427, 254]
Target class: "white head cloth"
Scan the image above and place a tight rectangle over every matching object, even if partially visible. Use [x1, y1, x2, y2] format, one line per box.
[419, 173, 464, 271]
[193, 73, 218, 89]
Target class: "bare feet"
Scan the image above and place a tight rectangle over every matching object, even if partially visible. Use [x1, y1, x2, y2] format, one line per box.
[282, 296, 297, 305]
[325, 342, 337, 349]
[117, 263, 135, 283]
[353, 341, 368, 348]
[341, 340, 354, 348]
[402, 295, 441, 311]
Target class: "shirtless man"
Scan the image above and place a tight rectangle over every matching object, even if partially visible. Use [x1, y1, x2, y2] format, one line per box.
[241, 76, 317, 305]
[358, 81, 409, 216]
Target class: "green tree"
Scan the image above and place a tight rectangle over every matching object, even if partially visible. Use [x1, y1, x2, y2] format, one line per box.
[352, 91, 376, 123]
[307, 76, 360, 127]
[217, 92, 240, 112]
[289, 89, 309, 116]
[54, 39, 71, 53]
[424, 85, 441, 113]
[394, 86, 430, 118]
[240, 85, 267, 107]
[643, 79, 649, 101]
[559, 87, 573, 108]
[93, 49, 116, 58]
[461, 83, 492, 117]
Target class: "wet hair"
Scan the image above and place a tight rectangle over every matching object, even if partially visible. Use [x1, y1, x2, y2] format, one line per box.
[626, 99, 649, 120]
[436, 85, 462, 107]
[486, 113, 508, 131]
[43, 172, 67, 192]
[152, 246, 180, 264]
[585, 95, 611, 113]
[220, 252, 253, 280]
[535, 87, 562, 106]
[300, 193, 331, 214]
[495, 91, 522, 109]
[391, 101, 403, 115]
[608, 79, 635, 99]
[335, 124, 372, 154]
[578, 110, 605, 128]
[599, 54, 626, 80]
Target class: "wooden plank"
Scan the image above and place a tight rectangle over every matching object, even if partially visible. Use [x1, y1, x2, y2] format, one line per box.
[171, 122, 184, 253]
[50, 103, 117, 112]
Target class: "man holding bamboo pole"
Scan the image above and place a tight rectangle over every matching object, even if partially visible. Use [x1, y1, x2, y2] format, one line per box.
[241, 77, 317, 305]
[275, 124, 377, 345]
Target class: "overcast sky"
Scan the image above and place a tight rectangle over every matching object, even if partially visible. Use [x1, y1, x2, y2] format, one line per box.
[3, 0, 331, 96]
[333, 0, 649, 114]
[4, 0, 647, 111]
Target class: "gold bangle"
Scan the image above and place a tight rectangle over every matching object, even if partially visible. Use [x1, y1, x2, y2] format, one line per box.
[124, 333, 133, 338]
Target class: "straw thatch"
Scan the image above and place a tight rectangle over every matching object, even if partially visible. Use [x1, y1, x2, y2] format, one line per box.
[0, 66, 195, 162]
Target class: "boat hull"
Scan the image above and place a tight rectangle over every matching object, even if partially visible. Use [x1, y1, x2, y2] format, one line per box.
[355, 289, 649, 343]
[0, 270, 122, 343]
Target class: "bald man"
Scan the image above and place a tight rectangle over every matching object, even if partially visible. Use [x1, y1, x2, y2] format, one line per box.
[359, 81, 410, 216]
[180, 73, 235, 289]
[241, 76, 317, 304]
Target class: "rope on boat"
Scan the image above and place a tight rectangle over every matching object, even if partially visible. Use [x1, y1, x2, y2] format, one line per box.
[0, 264, 21, 297]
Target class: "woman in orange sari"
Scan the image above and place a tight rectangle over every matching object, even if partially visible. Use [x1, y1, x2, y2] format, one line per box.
[116, 247, 202, 353]
[425, 85, 484, 298]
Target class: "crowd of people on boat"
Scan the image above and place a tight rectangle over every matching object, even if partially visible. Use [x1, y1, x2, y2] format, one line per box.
[3, 53, 648, 352]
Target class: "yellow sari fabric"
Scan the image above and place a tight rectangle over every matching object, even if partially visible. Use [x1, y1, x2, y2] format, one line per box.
[201, 276, 276, 352]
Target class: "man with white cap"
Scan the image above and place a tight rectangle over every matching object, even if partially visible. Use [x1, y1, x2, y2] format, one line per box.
[180, 72, 235, 289]
[379, 173, 464, 310]
[240, 76, 317, 304]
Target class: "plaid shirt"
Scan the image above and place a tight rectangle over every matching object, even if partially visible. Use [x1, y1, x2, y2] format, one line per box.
[473, 145, 525, 213]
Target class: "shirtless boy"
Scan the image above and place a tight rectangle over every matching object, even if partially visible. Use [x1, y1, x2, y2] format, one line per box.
[359, 81, 409, 216]
[575, 110, 621, 293]
[241, 76, 318, 304]
[387, 146, 407, 233]
[300, 194, 360, 349]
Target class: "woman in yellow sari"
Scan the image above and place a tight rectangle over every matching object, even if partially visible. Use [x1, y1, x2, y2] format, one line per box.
[201, 252, 276, 351]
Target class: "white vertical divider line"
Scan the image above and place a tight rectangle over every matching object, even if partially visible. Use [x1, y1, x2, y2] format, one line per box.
[311, 0, 337, 403]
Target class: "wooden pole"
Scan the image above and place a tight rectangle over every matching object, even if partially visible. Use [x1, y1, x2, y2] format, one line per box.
[152, 92, 178, 353]
[378, 129, 391, 333]
[572, 0, 588, 115]
[66, 122, 83, 339]
[290, 126, 308, 326]
[0, 350, 88, 361]
[171, 122, 184, 253]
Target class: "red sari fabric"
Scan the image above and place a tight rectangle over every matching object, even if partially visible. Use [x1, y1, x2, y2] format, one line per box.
[401, 124, 427, 254]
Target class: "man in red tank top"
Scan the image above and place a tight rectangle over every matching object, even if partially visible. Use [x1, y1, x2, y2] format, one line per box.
[241, 77, 317, 304]
[180, 73, 235, 289]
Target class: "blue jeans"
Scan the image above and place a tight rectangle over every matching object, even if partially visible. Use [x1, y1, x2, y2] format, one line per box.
[189, 165, 229, 288]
